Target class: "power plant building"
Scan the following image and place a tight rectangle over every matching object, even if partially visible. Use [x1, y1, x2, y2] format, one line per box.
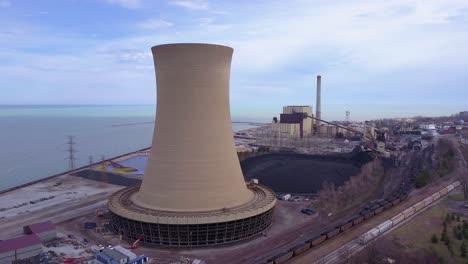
[272, 106, 313, 138]
[319, 125, 346, 138]
[108, 43, 276, 247]
[271, 123, 301, 137]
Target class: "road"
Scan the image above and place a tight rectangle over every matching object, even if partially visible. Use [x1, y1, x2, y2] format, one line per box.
[0, 194, 109, 239]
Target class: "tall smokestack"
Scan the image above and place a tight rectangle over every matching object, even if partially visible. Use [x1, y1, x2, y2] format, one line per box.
[316, 75, 322, 129]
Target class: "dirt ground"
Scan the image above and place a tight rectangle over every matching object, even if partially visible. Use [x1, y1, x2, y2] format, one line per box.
[0, 174, 122, 239]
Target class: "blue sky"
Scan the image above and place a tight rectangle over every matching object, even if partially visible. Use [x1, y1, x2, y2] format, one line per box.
[1, 0, 467, 121]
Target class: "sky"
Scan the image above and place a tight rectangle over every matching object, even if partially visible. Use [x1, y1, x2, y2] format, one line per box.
[0, 0, 467, 121]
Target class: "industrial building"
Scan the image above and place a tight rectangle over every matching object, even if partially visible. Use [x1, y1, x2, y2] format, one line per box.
[319, 125, 346, 138]
[460, 111, 468, 122]
[95, 247, 147, 264]
[272, 75, 326, 138]
[113, 246, 137, 260]
[23, 220, 56, 242]
[108, 43, 276, 247]
[102, 248, 129, 264]
[0, 234, 43, 263]
[272, 106, 314, 138]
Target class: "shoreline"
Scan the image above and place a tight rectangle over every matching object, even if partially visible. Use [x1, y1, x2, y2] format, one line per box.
[0, 147, 151, 196]
[0, 125, 264, 195]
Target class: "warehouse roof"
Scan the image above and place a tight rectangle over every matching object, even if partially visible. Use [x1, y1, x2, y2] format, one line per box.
[24, 221, 56, 234]
[0, 234, 41, 253]
[103, 248, 128, 261]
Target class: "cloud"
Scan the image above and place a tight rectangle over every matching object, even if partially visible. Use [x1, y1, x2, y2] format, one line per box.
[171, 0, 209, 10]
[103, 0, 141, 9]
[1, 0, 468, 118]
[0, 0, 10, 8]
[213, 0, 468, 75]
[137, 18, 174, 30]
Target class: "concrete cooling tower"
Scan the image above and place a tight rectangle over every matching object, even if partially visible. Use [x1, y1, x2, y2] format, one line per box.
[108, 43, 276, 247]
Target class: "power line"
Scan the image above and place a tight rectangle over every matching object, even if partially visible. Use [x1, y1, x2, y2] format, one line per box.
[65, 136, 77, 170]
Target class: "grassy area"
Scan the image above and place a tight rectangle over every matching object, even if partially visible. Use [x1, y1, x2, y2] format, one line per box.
[448, 193, 466, 202]
[390, 194, 468, 263]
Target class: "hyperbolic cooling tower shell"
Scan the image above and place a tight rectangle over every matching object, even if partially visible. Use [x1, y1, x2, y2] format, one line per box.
[108, 43, 276, 247]
[133, 43, 254, 212]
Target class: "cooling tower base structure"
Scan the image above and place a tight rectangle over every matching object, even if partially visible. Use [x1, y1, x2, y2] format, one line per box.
[108, 43, 276, 247]
[108, 183, 275, 247]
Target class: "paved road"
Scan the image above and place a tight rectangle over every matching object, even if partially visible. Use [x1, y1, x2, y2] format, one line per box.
[0, 193, 108, 239]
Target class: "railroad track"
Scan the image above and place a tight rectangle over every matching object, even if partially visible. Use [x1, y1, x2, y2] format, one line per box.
[314, 183, 456, 264]
[248, 181, 459, 264]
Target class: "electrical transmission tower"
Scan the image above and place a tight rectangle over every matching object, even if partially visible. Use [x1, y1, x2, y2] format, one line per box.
[89, 155, 94, 165]
[345, 111, 350, 123]
[66, 136, 77, 170]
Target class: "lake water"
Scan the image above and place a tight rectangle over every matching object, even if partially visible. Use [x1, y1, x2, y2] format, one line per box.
[0, 105, 256, 191]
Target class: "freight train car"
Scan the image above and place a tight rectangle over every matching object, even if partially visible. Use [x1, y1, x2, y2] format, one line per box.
[324, 227, 340, 239]
[364, 210, 374, 220]
[359, 228, 379, 245]
[270, 251, 294, 264]
[431, 192, 440, 201]
[392, 198, 401, 206]
[391, 213, 405, 225]
[292, 242, 310, 256]
[374, 206, 384, 215]
[383, 202, 393, 210]
[340, 221, 353, 232]
[440, 188, 449, 196]
[376, 220, 392, 234]
[402, 207, 415, 218]
[448, 185, 455, 192]
[352, 215, 364, 226]
[400, 193, 408, 201]
[308, 234, 326, 247]
[422, 197, 433, 207]
[413, 201, 425, 212]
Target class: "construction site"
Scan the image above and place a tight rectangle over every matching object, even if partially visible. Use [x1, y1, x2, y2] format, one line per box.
[1, 43, 468, 264]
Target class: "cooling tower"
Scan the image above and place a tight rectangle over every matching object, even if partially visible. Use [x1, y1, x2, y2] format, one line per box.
[108, 43, 276, 247]
[134, 43, 254, 211]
